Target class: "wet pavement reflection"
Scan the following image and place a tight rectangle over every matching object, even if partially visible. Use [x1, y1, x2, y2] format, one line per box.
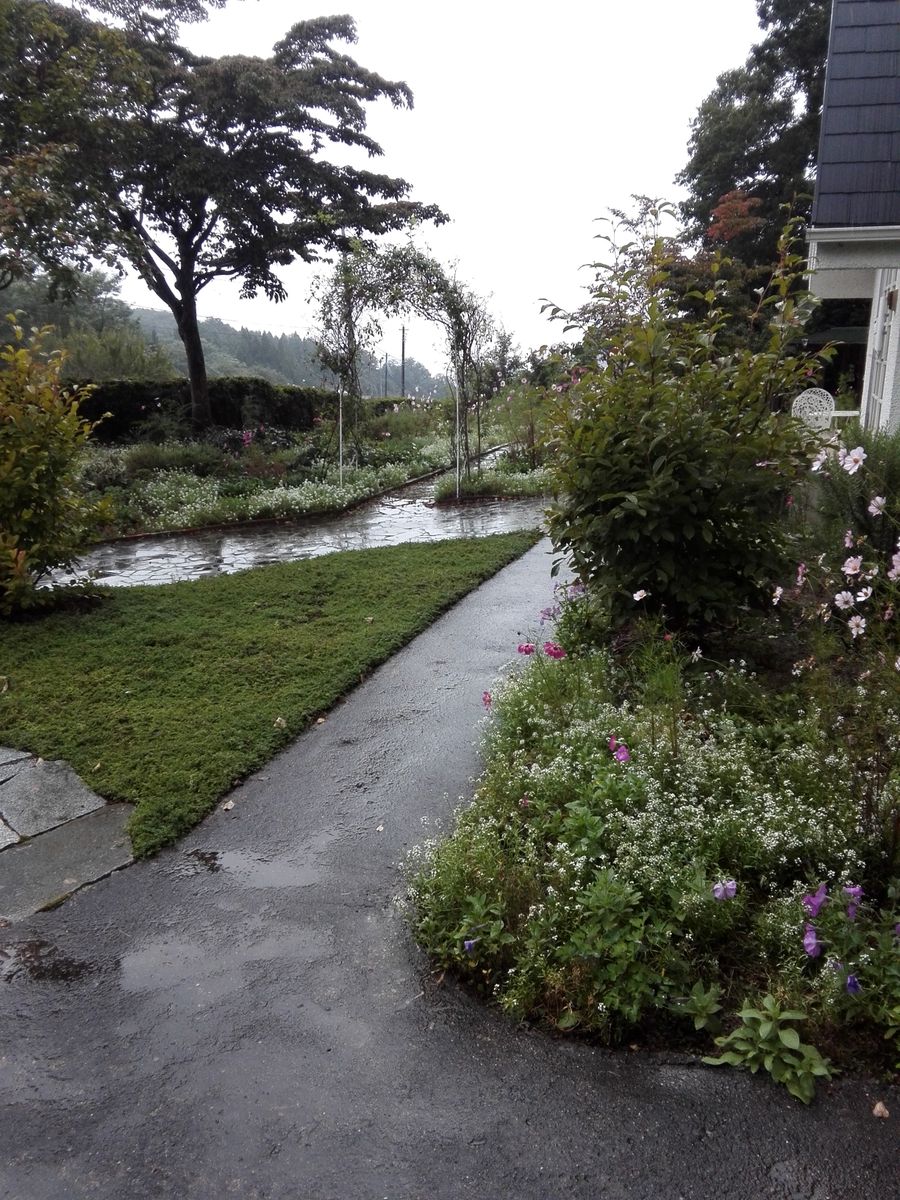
[69, 477, 548, 587]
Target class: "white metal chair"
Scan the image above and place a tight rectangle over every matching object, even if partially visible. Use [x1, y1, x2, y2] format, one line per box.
[791, 388, 835, 430]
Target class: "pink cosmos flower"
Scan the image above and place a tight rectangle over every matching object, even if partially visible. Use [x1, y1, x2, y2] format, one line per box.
[842, 446, 867, 475]
[482, 691, 492, 709]
[632, 589, 650, 601]
[796, 563, 807, 588]
[543, 641, 566, 659]
[842, 556, 863, 576]
[848, 614, 866, 638]
[811, 449, 828, 472]
[868, 496, 886, 517]
[517, 642, 536, 655]
[834, 591, 854, 610]
[844, 529, 855, 549]
[855, 587, 872, 603]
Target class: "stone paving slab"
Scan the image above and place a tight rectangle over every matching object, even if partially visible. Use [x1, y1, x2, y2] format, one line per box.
[0, 804, 133, 922]
[0, 817, 18, 850]
[0, 747, 32, 773]
[0, 758, 105, 836]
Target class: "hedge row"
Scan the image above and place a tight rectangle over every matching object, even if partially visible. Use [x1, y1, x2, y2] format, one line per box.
[76, 377, 340, 442]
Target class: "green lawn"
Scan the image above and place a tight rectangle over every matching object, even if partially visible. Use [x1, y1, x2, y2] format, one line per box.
[0, 532, 540, 856]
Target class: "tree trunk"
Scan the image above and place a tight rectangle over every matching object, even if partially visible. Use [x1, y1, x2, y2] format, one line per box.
[177, 297, 213, 430]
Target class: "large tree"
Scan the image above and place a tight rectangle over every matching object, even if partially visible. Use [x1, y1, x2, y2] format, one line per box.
[0, 3, 444, 426]
[677, 0, 830, 263]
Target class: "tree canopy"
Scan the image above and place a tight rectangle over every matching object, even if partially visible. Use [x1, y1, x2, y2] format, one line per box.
[677, 0, 830, 263]
[0, 3, 445, 425]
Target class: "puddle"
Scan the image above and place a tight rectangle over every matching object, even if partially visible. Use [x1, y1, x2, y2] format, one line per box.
[217, 849, 320, 889]
[60, 476, 546, 588]
[0, 939, 99, 983]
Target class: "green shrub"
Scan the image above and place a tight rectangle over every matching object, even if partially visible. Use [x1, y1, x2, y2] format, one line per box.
[545, 218, 821, 631]
[0, 321, 105, 615]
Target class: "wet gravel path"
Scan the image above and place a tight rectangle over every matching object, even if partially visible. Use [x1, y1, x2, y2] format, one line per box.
[2, 540, 897, 1199]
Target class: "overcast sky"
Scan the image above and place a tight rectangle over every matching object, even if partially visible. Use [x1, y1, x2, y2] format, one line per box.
[116, 0, 766, 372]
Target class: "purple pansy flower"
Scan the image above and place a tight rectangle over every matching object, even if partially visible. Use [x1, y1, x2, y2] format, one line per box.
[845, 974, 862, 995]
[712, 880, 737, 901]
[803, 924, 822, 957]
[463, 938, 478, 954]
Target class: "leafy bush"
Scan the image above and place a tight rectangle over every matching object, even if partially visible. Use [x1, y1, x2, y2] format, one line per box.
[0, 321, 106, 615]
[545, 214, 821, 630]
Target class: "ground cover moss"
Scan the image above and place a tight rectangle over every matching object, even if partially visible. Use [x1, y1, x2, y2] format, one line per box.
[0, 532, 540, 855]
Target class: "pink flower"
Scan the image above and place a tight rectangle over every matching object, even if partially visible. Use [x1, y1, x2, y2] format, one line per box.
[482, 691, 492, 709]
[842, 446, 867, 475]
[842, 556, 863, 576]
[855, 587, 872, 603]
[772, 586, 783, 605]
[868, 496, 886, 517]
[632, 589, 650, 601]
[712, 880, 737, 900]
[608, 735, 618, 752]
[811, 449, 828, 472]
[517, 642, 536, 655]
[543, 641, 566, 659]
[834, 591, 854, 610]
[848, 614, 866, 638]
[613, 744, 630, 763]
[796, 562, 807, 588]
[844, 529, 855, 549]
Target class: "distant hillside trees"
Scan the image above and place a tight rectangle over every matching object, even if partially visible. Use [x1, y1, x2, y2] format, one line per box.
[0, 271, 174, 380]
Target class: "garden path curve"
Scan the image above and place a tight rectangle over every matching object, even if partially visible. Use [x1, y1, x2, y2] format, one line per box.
[1, 539, 896, 1199]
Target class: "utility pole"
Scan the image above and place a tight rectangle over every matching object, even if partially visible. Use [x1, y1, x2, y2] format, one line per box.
[383, 353, 388, 398]
[400, 325, 406, 399]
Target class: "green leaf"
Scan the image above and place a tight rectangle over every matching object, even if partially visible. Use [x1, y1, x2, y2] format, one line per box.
[778, 1027, 800, 1050]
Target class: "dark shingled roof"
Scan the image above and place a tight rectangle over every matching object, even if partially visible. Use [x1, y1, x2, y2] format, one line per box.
[812, 0, 900, 228]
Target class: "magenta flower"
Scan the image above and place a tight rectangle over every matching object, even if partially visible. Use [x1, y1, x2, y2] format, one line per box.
[845, 974, 862, 995]
[712, 880, 737, 901]
[802, 882, 828, 918]
[608, 735, 618, 752]
[482, 691, 492, 709]
[543, 641, 566, 659]
[803, 924, 822, 957]
[517, 642, 536, 655]
[613, 744, 630, 763]
[842, 884, 863, 920]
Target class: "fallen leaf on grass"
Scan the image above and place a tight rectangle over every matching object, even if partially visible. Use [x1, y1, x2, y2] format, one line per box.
[92, 762, 102, 772]
[221, 800, 235, 812]
[873, 1101, 890, 1119]
[0, 677, 8, 693]
[316, 717, 326, 725]
[364, 616, 374, 624]
[273, 716, 287, 729]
